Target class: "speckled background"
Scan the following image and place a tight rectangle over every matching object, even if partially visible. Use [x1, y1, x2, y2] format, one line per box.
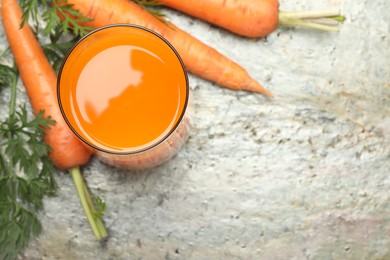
[1, 0, 390, 259]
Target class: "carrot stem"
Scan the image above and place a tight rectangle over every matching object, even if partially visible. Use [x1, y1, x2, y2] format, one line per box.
[279, 10, 345, 32]
[7, 70, 17, 180]
[70, 166, 107, 240]
[9, 68, 17, 116]
[280, 9, 340, 19]
[81, 178, 108, 238]
[305, 18, 340, 26]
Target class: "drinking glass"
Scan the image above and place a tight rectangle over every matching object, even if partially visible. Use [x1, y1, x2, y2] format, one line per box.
[58, 24, 190, 170]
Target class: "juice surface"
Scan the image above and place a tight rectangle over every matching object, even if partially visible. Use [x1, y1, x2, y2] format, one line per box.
[59, 26, 188, 153]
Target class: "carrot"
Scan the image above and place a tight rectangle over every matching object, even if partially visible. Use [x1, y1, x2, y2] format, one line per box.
[1, 0, 91, 170]
[158, 0, 345, 37]
[159, 0, 279, 38]
[64, 0, 273, 97]
[2, 0, 107, 240]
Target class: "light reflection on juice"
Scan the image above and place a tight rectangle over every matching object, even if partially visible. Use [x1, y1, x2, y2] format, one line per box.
[58, 25, 189, 169]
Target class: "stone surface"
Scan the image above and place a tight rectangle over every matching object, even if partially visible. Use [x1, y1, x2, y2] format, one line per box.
[1, 0, 390, 259]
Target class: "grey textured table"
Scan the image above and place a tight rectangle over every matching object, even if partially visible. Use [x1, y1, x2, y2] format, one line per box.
[1, 0, 390, 259]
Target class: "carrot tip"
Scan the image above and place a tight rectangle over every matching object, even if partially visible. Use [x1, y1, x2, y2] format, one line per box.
[263, 89, 274, 99]
[244, 79, 274, 99]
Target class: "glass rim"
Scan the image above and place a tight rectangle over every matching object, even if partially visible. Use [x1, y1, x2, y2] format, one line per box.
[57, 23, 189, 155]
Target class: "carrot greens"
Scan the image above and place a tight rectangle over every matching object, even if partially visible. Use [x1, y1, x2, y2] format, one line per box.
[20, 0, 165, 37]
[19, 0, 93, 36]
[0, 57, 56, 260]
[134, 0, 166, 20]
[41, 30, 79, 73]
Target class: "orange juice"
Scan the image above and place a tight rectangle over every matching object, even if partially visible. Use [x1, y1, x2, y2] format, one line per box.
[58, 25, 189, 169]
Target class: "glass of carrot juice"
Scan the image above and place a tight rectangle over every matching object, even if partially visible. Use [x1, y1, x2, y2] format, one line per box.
[57, 24, 190, 170]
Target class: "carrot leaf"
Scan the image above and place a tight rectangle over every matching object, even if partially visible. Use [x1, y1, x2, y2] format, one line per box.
[0, 109, 58, 258]
[42, 33, 78, 73]
[51, 1, 94, 36]
[134, 0, 167, 21]
[41, 5, 62, 36]
[0, 63, 17, 92]
[19, 0, 39, 30]
[20, 0, 94, 37]
[0, 60, 57, 259]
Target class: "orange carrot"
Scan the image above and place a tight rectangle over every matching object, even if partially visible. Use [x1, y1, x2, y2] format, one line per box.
[64, 0, 273, 97]
[159, 0, 279, 38]
[158, 0, 344, 37]
[1, 0, 91, 169]
[2, 0, 107, 240]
